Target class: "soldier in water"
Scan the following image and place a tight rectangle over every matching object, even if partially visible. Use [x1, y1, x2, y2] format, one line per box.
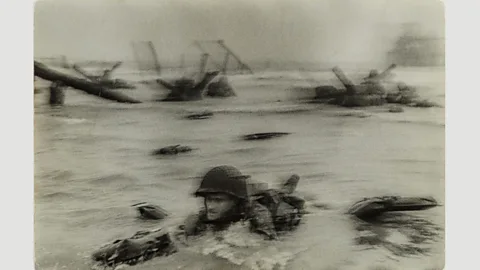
[92, 165, 305, 267]
[175, 165, 304, 242]
[361, 69, 387, 97]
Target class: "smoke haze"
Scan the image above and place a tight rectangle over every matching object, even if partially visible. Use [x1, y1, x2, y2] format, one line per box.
[34, 0, 444, 66]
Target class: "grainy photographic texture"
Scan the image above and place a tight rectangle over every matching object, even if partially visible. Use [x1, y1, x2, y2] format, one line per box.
[34, 0, 445, 269]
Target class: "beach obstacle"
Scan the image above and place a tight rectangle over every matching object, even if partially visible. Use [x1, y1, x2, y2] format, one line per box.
[34, 61, 142, 104]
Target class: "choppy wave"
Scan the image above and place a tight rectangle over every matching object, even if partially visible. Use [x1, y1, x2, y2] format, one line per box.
[37, 170, 74, 181]
[208, 105, 318, 115]
[393, 120, 444, 127]
[351, 212, 443, 258]
[88, 173, 138, 185]
[53, 116, 91, 124]
[41, 191, 77, 200]
[34, 68, 445, 270]
[182, 223, 306, 270]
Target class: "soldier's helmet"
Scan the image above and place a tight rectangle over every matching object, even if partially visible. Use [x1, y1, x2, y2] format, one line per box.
[194, 165, 250, 200]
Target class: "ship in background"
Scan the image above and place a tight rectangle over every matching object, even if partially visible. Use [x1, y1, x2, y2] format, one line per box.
[387, 23, 445, 67]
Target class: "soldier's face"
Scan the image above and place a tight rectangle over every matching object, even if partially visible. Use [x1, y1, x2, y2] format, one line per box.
[204, 194, 237, 221]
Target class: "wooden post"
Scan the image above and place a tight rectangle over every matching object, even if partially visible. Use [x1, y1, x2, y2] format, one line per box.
[147, 41, 162, 75]
[60, 55, 70, 69]
[332, 67, 358, 96]
[222, 52, 230, 74]
[193, 41, 224, 70]
[180, 53, 185, 72]
[199, 53, 209, 75]
[216, 40, 254, 74]
[49, 81, 65, 106]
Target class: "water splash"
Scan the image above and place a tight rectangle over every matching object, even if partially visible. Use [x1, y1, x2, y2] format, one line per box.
[352, 212, 443, 257]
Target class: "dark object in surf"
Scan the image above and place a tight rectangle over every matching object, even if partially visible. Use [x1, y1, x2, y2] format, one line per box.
[243, 132, 291, 141]
[49, 81, 66, 106]
[385, 83, 420, 105]
[329, 93, 386, 107]
[347, 196, 438, 219]
[314, 85, 346, 100]
[34, 61, 141, 104]
[157, 71, 220, 101]
[388, 105, 404, 113]
[132, 203, 169, 220]
[409, 99, 438, 108]
[329, 67, 387, 107]
[206, 76, 236, 97]
[311, 65, 399, 107]
[185, 112, 214, 120]
[152, 145, 194, 155]
[91, 228, 177, 268]
[384, 82, 438, 108]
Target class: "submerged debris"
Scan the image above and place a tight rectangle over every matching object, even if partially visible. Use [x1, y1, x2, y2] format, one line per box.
[152, 145, 194, 155]
[347, 196, 438, 220]
[185, 111, 214, 120]
[243, 132, 291, 141]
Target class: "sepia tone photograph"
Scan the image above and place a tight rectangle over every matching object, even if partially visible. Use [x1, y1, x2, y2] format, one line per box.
[34, 0, 445, 269]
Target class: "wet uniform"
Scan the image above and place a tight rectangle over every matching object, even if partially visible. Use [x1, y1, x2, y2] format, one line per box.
[177, 190, 304, 241]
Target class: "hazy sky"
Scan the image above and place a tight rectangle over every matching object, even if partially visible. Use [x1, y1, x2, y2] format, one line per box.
[34, 0, 444, 65]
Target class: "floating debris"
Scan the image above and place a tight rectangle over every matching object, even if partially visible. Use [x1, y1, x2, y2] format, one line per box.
[310, 202, 332, 210]
[152, 145, 194, 155]
[347, 196, 438, 220]
[242, 132, 291, 141]
[185, 111, 214, 120]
